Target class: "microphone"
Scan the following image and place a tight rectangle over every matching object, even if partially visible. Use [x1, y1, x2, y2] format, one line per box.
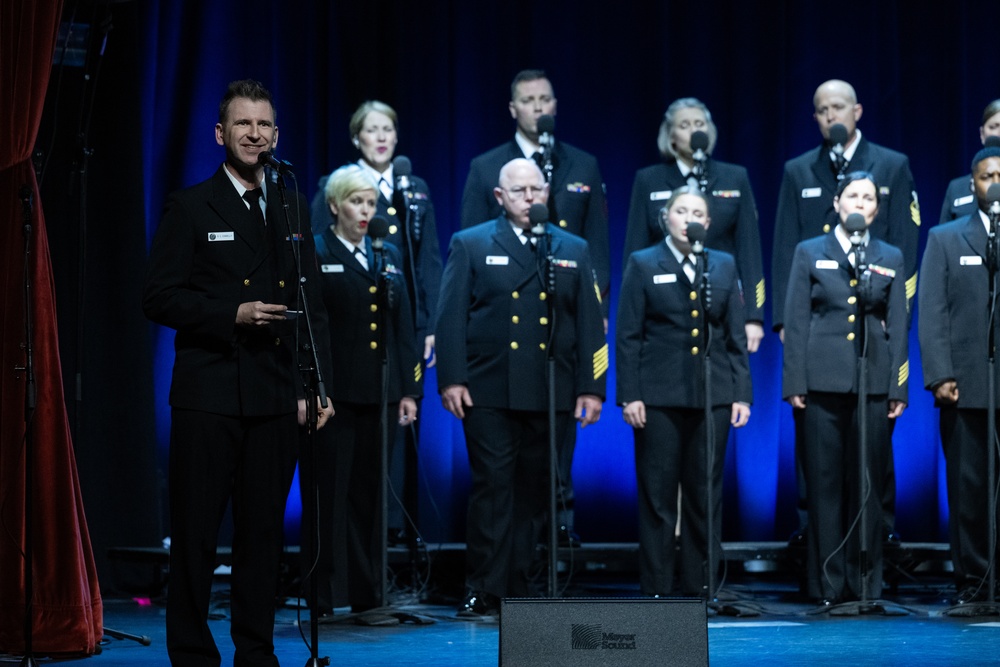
[829, 123, 849, 179]
[258, 150, 293, 174]
[690, 130, 710, 162]
[844, 212, 866, 241]
[392, 155, 412, 192]
[537, 114, 555, 147]
[368, 214, 390, 251]
[529, 202, 549, 237]
[686, 221, 707, 254]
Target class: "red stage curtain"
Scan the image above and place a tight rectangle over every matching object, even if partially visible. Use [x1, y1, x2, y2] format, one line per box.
[0, 0, 103, 656]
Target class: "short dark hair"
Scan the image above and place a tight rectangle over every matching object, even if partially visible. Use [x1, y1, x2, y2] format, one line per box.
[972, 146, 1000, 173]
[510, 69, 551, 100]
[219, 79, 275, 124]
[982, 99, 1000, 126]
[835, 170, 880, 206]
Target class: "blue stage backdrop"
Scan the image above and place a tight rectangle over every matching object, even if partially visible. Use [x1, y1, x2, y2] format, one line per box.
[122, 0, 1000, 548]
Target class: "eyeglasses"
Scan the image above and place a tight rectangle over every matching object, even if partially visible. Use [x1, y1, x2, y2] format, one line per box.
[502, 185, 546, 200]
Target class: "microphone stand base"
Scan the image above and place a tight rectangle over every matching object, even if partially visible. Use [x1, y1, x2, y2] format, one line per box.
[807, 599, 914, 616]
[943, 601, 1000, 618]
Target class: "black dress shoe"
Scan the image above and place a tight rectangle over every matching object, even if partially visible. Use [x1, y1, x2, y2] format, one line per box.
[952, 586, 983, 605]
[457, 591, 500, 618]
[558, 526, 581, 547]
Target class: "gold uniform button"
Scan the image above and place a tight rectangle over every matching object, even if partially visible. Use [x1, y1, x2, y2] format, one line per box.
[370, 304, 378, 312]
[539, 343, 546, 350]
[370, 323, 377, 331]
[848, 314, 856, 323]
[387, 207, 397, 216]
[512, 315, 519, 324]
[510, 341, 519, 350]
[847, 332, 856, 341]
[823, 224, 831, 233]
[691, 328, 699, 337]
[370, 341, 378, 350]
[539, 292, 547, 301]
[849, 279, 858, 287]
[512, 291, 520, 299]
[848, 296, 857, 305]
[689, 291, 698, 301]
[244, 279, 251, 286]
[559, 220, 568, 228]
[540, 317, 548, 325]
[691, 346, 699, 355]
[691, 310, 699, 318]
[278, 280, 285, 288]
[389, 224, 398, 235]
[369, 286, 377, 294]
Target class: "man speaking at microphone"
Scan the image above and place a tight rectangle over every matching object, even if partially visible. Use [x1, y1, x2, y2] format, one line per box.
[437, 158, 606, 617]
[459, 69, 610, 546]
[919, 146, 1000, 606]
[143, 79, 334, 666]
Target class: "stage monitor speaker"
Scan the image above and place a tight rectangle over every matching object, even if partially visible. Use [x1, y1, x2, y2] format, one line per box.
[499, 597, 707, 666]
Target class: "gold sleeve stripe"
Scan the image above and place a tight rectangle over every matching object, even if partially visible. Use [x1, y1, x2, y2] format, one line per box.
[593, 344, 609, 380]
[755, 279, 766, 309]
[898, 360, 909, 387]
[910, 199, 921, 226]
[414, 363, 423, 384]
[594, 281, 602, 305]
[905, 272, 917, 300]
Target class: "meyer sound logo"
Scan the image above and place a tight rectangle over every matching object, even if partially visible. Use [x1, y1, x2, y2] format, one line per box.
[571, 624, 637, 650]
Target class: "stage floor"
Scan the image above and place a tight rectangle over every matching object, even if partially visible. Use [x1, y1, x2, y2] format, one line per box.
[9, 542, 1000, 666]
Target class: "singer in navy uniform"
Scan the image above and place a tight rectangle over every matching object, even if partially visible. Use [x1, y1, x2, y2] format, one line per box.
[437, 158, 606, 617]
[772, 80, 920, 332]
[617, 186, 752, 597]
[782, 172, 908, 605]
[623, 98, 766, 352]
[938, 100, 1000, 224]
[311, 100, 442, 363]
[142, 79, 334, 666]
[919, 147, 1000, 605]
[298, 165, 422, 618]
[459, 69, 609, 546]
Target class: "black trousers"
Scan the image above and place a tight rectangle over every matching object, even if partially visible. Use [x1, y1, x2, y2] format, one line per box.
[939, 406, 1000, 591]
[299, 401, 398, 613]
[801, 392, 890, 602]
[166, 408, 298, 667]
[634, 405, 731, 597]
[462, 406, 573, 598]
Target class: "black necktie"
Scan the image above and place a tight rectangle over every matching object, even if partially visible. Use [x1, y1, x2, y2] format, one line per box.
[354, 246, 369, 269]
[243, 189, 266, 244]
[682, 256, 696, 283]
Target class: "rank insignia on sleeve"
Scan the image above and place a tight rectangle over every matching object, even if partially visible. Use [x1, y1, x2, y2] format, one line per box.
[897, 360, 909, 387]
[414, 362, 423, 384]
[910, 194, 921, 226]
[755, 279, 766, 309]
[593, 344, 609, 380]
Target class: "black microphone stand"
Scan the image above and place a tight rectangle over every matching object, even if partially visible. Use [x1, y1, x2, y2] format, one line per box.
[271, 169, 331, 666]
[372, 241, 391, 611]
[535, 228, 561, 599]
[693, 248, 759, 618]
[693, 153, 708, 193]
[820, 238, 910, 617]
[945, 209, 1000, 617]
[17, 185, 39, 667]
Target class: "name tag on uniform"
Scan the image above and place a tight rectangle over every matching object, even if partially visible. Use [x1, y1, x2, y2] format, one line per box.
[321, 264, 345, 273]
[815, 260, 839, 269]
[486, 255, 509, 265]
[650, 190, 673, 201]
[960, 256, 983, 266]
[953, 194, 974, 208]
[208, 231, 235, 242]
[653, 273, 678, 284]
[801, 187, 822, 199]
